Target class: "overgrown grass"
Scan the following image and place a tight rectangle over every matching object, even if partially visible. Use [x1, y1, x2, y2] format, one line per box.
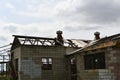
[0, 76, 12, 80]
[0, 77, 7, 80]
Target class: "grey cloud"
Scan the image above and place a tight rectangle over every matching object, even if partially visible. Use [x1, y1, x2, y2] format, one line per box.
[0, 36, 7, 42]
[84, 26, 102, 30]
[78, 0, 120, 24]
[64, 26, 102, 31]
[3, 25, 17, 33]
[58, 0, 120, 24]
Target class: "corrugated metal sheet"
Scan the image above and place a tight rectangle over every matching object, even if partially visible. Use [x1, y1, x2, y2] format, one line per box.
[70, 39, 88, 47]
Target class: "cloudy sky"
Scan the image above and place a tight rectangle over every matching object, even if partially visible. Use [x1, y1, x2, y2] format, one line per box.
[0, 0, 120, 47]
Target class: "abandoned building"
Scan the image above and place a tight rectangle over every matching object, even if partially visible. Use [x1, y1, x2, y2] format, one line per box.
[9, 30, 120, 80]
[67, 32, 120, 80]
[10, 30, 89, 80]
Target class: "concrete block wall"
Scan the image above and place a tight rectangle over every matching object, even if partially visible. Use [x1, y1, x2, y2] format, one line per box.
[76, 47, 120, 80]
[106, 47, 120, 80]
[14, 45, 74, 80]
[11, 47, 21, 80]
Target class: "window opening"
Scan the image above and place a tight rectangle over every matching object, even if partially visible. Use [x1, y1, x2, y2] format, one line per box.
[84, 52, 105, 70]
[41, 57, 52, 70]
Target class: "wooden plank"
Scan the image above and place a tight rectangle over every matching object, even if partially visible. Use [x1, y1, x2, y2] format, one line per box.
[85, 41, 117, 51]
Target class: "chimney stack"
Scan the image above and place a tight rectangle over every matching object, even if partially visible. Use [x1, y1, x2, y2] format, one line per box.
[94, 32, 100, 40]
[55, 30, 64, 46]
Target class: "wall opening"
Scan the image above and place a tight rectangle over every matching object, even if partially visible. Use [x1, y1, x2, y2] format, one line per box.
[70, 58, 77, 80]
[41, 57, 52, 70]
[84, 52, 105, 70]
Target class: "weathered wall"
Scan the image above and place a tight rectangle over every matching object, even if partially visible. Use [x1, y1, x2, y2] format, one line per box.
[76, 47, 120, 80]
[17, 45, 74, 80]
[106, 47, 120, 80]
[66, 47, 79, 55]
[11, 47, 21, 80]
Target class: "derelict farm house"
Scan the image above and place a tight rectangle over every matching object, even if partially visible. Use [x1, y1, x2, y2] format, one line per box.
[68, 32, 120, 80]
[9, 31, 120, 80]
[10, 30, 88, 80]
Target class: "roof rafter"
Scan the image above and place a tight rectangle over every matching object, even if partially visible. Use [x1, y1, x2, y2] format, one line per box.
[11, 35, 82, 50]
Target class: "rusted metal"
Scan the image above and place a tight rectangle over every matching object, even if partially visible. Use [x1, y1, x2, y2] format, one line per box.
[55, 30, 64, 46]
[94, 32, 100, 40]
[0, 54, 10, 77]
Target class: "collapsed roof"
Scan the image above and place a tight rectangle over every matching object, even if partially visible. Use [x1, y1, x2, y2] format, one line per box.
[68, 33, 120, 55]
[11, 35, 89, 50]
